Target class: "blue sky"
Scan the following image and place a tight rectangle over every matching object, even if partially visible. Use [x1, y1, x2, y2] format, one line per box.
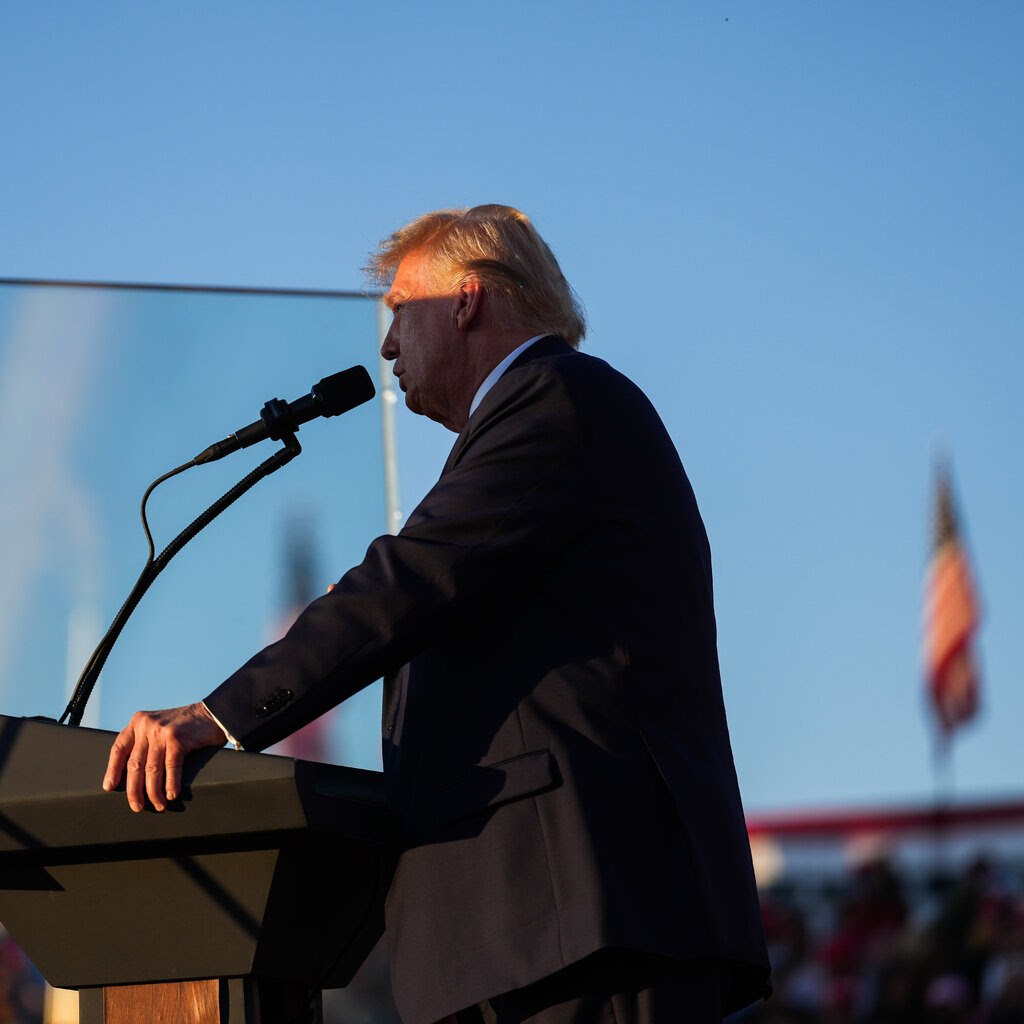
[2, 2, 1021, 814]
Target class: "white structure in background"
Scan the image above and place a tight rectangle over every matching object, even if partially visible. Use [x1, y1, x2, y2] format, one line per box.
[377, 297, 402, 536]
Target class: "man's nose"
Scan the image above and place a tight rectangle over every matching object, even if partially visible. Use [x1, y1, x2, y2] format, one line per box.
[381, 321, 398, 360]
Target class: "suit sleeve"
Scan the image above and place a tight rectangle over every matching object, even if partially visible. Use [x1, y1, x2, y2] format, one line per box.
[203, 361, 586, 751]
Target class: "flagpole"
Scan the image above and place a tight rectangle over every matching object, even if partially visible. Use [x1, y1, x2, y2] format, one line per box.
[930, 725, 953, 882]
[922, 449, 982, 886]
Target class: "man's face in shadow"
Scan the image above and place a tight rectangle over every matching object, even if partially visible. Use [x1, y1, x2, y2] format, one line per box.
[381, 250, 474, 432]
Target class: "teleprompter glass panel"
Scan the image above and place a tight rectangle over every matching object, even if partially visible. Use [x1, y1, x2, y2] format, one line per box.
[0, 281, 387, 766]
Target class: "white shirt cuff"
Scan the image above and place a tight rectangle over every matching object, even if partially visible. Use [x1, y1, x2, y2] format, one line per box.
[202, 701, 244, 750]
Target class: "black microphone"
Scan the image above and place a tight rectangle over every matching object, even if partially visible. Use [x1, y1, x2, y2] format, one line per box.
[193, 365, 375, 465]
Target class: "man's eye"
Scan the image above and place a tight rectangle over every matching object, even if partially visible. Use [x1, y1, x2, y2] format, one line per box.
[392, 304, 403, 314]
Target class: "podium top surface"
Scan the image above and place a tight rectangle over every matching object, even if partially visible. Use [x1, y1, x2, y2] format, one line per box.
[0, 714, 390, 854]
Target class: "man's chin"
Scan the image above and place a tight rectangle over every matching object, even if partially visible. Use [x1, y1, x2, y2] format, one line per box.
[401, 391, 459, 431]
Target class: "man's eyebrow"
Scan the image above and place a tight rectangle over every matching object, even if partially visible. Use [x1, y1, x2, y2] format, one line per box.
[385, 290, 409, 311]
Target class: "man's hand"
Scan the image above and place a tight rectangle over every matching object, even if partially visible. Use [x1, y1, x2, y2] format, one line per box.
[102, 702, 229, 813]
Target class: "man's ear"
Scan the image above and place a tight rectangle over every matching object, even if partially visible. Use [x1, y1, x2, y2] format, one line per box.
[454, 277, 482, 331]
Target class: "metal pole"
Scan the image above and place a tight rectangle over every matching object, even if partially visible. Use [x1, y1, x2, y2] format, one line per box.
[377, 299, 402, 536]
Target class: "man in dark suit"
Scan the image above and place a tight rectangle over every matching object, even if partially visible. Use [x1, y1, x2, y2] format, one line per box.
[104, 205, 770, 1023]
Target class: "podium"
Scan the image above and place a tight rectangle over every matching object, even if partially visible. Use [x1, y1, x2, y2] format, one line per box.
[0, 714, 393, 1023]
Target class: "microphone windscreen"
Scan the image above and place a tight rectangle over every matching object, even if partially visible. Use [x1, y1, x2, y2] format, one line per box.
[314, 366, 375, 417]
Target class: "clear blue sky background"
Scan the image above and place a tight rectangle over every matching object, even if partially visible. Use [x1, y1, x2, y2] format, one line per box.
[2, 2, 1021, 814]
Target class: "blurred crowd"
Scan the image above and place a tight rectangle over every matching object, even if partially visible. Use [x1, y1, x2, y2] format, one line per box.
[748, 855, 1024, 1024]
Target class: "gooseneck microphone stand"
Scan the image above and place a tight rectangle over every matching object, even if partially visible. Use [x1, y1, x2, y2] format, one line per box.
[59, 427, 303, 729]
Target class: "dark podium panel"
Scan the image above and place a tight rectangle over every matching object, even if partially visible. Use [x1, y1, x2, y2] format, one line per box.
[0, 714, 393, 998]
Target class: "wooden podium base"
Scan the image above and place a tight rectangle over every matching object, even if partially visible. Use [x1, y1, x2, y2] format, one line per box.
[78, 978, 324, 1024]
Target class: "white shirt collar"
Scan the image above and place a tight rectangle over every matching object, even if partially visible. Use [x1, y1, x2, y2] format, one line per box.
[469, 335, 547, 418]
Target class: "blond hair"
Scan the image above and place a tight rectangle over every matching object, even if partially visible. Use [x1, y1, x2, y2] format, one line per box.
[365, 204, 586, 348]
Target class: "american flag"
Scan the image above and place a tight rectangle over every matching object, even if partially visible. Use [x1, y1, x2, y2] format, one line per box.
[923, 462, 981, 735]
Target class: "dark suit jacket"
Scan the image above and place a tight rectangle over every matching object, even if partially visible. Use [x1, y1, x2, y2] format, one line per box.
[205, 336, 770, 1023]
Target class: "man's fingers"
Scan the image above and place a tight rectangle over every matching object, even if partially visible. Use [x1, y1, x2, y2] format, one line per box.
[103, 704, 230, 813]
[144, 746, 169, 813]
[164, 747, 186, 805]
[125, 738, 150, 813]
[102, 726, 134, 792]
